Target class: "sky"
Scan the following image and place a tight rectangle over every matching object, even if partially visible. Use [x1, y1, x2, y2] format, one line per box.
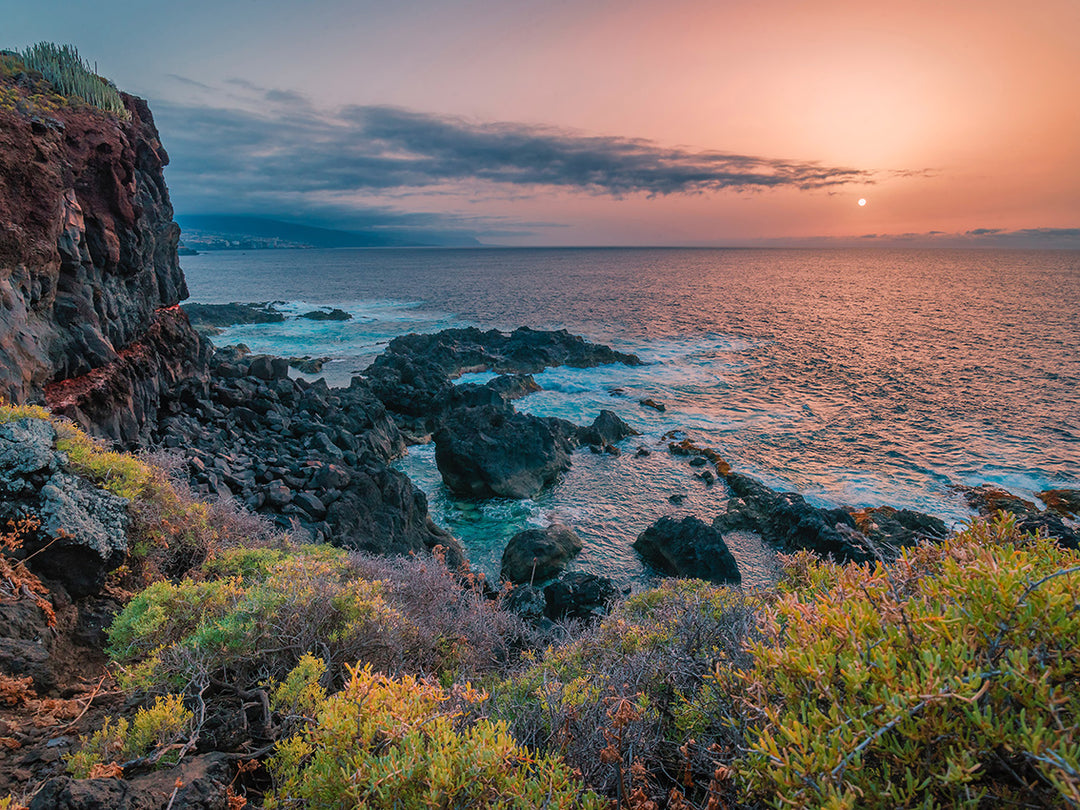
[6, 0, 1080, 246]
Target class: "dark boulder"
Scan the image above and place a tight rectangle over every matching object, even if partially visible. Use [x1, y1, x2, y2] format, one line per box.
[850, 506, 948, 549]
[576, 410, 639, 448]
[639, 398, 666, 412]
[433, 405, 572, 499]
[299, 308, 352, 321]
[181, 302, 284, 329]
[503, 583, 548, 623]
[501, 524, 583, 583]
[544, 572, 619, 620]
[634, 516, 740, 583]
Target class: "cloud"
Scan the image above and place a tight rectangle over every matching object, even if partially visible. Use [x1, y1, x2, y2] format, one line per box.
[150, 88, 878, 234]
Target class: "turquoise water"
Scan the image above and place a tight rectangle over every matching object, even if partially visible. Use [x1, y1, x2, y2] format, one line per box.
[182, 247, 1080, 587]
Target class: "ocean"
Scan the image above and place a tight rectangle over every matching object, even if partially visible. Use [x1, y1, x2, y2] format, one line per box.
[180, 247, 1080, 588]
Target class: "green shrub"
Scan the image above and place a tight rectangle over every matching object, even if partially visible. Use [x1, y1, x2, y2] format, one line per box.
[107, 546, 407, 693]
[0, 404, 50, 424]
[16, 42, 127, 118]
[66, 694, 193, 778]
[265, 660, 605, 810]
[737, 515, 1080, 808]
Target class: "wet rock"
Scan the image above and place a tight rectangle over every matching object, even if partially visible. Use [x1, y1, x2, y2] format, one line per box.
[433, 405, 573, 499]
[634, 516, 741, 583]
[482, 373, 542, 400]
[299, 308, 352, 321]
[501, 524, 584, 584]
[365, 326, 641, 416]
[849, 506, 948, 549]
[1039, 489, 1080, 520]
[289, 356, 330, 374]
[544, 572, 619, 620]
[958, 484, 1079, 549]
[576, 410, 639, 448]
[667, 438, 732, 475]
[635, 447, 651, 458]
[181, 302, 284, 329]
[639, 398, 666, 412]
[715, 473, 872, 563]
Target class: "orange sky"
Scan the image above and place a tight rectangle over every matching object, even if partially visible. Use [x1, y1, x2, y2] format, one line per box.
[9, 0, 1080, 244]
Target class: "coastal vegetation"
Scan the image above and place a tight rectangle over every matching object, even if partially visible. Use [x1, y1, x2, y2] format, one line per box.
[3, 43, 127, 118]
[2, 408, 1075, 807]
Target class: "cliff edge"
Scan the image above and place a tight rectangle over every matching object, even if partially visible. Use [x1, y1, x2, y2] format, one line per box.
[0, 55, 206, 444]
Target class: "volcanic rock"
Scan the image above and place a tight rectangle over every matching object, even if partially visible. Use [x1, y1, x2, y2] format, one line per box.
[544, 572, 619, 620]
[634, 516, 740, 583]
[501, 524, 584, 584]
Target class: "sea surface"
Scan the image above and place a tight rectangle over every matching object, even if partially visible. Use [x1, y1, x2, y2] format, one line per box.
[181, 247, 1080, 588]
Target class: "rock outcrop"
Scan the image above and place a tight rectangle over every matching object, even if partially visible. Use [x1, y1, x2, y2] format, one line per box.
[0, 417, 128, 597]
[634, 515, 740, 583]
[0, 73, 205, 445]
[501, 524, 583, 584]
[958, 484, 1079, 549]
[153, 348, 459, 561]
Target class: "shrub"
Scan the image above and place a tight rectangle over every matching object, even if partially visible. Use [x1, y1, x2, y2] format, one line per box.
[265, 660, 605, 810]
[66, 694, 194, 778]
[0, 404, 50, 424]
[16, 42, 127, 118]
[108, 545, 539, 699]
[737, 515, 1080, 808]
[107, 545, 408, 694]
[493, 578, 759, 803]
[55, 421, 151, 500]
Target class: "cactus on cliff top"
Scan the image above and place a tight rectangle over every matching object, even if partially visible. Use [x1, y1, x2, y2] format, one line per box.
[16, 42, 128, 118]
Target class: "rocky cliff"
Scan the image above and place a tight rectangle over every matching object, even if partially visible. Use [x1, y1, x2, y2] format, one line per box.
[0, 65, 206, 445]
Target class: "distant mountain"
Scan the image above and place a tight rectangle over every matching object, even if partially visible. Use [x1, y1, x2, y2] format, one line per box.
[174, 215, 482, 249]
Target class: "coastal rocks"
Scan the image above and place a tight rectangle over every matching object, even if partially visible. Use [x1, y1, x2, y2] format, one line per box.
[0, 418, 129, 597]
[501, 524, 583, 584]
[181, 302, 285, 332]
[849, 506, 948, 549]
[714, 473, 949, 562]
[576, 410, 639, 449]
[634, 516, 740, 583]
[433, 405, 573, 499]
[958, 484, 1079, 549]
[365, 326, 641, 416]
[300, 307, 351, 321]
[289, 356, 331, 374]
[639, 398, 666, 412]
[154, 351, 459, 561]
[715, 473, 872, 563]
[667, 438, 731, 476]
[1039, 489, 1080, 520]
[544, 572, 620, 620]
[45, 308, 211, 447]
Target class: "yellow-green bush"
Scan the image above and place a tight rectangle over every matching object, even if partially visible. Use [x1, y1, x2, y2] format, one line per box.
[0, 404, 50, 424]
[55, 421, 151, 500]
[737, 515, 1080, 808]
[107, 546, 407, 692]
[66, 694, 193, 778]
[265, 660, 605, 810]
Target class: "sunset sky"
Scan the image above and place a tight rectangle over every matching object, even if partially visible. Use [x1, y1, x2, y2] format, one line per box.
[7, 0, 1079, 246]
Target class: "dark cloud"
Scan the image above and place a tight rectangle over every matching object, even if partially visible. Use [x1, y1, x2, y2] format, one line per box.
[966, 227, 1003, 236]
[152, 93, 877, 233]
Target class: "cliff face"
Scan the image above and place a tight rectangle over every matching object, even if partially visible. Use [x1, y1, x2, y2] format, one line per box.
[0, 75, 207, 444]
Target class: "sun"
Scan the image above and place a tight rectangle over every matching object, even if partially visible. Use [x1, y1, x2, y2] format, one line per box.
[858, 198, 867, 207]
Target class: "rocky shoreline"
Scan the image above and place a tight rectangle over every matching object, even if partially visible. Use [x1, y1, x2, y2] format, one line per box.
[2, 65, 1079, 809]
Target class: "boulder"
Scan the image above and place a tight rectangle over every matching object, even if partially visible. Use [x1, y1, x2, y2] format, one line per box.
[634, 516, 740, 583]
[576, 410, 639, 448]
[433, 405, 573, 499]
[544, 572, 619, 620]
[501, 524, 583, 583]
[958, 484, 1079, 549]
[299, 308, 351, 321]
[503, 583, 548, 623]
